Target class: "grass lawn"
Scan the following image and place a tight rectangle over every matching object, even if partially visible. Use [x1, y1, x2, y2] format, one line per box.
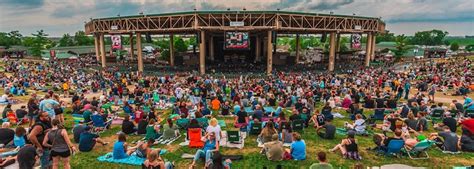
[63, 106, 474, 169]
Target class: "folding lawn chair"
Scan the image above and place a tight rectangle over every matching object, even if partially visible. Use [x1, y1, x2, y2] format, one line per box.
[403, 140, 434, 159]
[249, 122, 262, 135]
[371, 108, 385, 121]
[188, 128, 204, 148]
[91, 114, 111, 133]
[430, 109, 444, 122]
[292, 119, 304, 133]
[465, 109, 474, 118]
[227, 131, 242, 144]
[385, 140, 405, 157]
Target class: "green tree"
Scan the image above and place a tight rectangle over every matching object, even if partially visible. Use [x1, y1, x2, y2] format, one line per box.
[450, 42, 459, 51]
[376, 31, 395, 43]
[411, 29, 448, 45]
[58, 33, 75, 46]
[30, 30, 50, 57]
[22, 37, 35, 47]
[394, 34, 410, 62]
[74, 31, 93, 46]
[339, 37, 349, 52]
[0, 31, 23, 48]
[466, 44, 474, 52]
[174, 37, 187, 52]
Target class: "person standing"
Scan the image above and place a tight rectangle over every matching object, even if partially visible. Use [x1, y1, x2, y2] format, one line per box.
[42, 119, 76, 169]
[39, 95, 60, 119]
[28, 112, 52, 169]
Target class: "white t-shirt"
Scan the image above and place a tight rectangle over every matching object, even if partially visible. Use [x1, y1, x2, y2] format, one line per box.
[206, 125, 222, 141]
[0, 94, 8, 102]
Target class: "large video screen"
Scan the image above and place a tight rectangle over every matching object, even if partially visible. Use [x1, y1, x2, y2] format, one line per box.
[225, 32, 249, 50]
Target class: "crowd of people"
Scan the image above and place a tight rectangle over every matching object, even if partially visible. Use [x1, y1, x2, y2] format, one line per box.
[0, 56, 472, 168]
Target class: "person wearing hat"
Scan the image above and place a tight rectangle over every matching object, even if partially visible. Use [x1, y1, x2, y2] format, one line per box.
[78, 126, 109, 152]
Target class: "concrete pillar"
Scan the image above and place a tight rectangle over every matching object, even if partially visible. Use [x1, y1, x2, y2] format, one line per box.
[199, 31, 206, 75]
[99, 34, 106, 68]
[267, 31, 273, 75]
[136, 33, 143, 72]
[371, 34, 376, 61]
[365, 33, 373, 67]
[328, 32, 336, 71]
[169, 34, 175, 66]
[295, 34, 300, 64]
[129, 35, 134, 59]
[255, 36, 261, 62]
[210, 36, 214, 62]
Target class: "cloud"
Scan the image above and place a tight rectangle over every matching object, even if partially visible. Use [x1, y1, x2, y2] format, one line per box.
[0, 0, 44, 9]
[1, 0, 473, 36]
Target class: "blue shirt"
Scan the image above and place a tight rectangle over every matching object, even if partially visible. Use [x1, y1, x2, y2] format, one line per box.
[113, 141, 128, 159]
[79, 132, 99, 152]
[464, 97, 474, 110]
[291, 140, 306, 160]
[14, 135, 26, 147]
[233, 105, 241, 114]
[39, 99, 59, 117]
[203, 140, 217, 152]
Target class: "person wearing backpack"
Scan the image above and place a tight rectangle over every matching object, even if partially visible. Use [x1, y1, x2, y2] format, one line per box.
[42, 119, 77, 169]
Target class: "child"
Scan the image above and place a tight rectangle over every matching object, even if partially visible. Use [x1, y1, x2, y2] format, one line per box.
[13, 127, 26, 148]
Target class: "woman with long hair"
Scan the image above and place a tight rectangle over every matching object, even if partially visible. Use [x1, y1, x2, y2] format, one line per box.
[42, 119, 77, 169]
[259, 121, 278, 144]
[27, 98, 39, 127]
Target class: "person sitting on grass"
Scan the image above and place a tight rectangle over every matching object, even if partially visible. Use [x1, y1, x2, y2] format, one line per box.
[434, 112, 457, 133]
[259, 121, 278, 144]
[131, 139, 154, 158]
[286, 132, 306, 160]
[142, 149, 174, 169]
[122, 115, 137, 135]
[145, 119, 161, 140]
[460, 127, 474, 152]
[371, 129, 404, 152]
[208, 151, 232, 169]
[309, 152, 333, 169]
[316, 119, 335, 140]
[280, 123, 293, 144]
[416, 112, 429, 132]
[310, 110, 325, 128]
[190, 132, 220, 168]
[79, 126, 109, 152]
[261, 134, 284, 161]
[234, 108, 248, 129]
[113, 132, 130, 159]
[329, 131, 362, 160]
[13, 126, 27, 148]
[429, 126, 459, 153]
[206, 118, 222, 142]
[162, 118, 179, 140]
[344, 114, 367, 135]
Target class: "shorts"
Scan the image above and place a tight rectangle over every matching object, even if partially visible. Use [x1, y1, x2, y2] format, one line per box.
[50, 150, 71, 158]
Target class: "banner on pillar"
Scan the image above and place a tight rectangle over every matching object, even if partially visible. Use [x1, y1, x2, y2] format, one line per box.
[111, 35, 122, 50]
[351, 34, 362, 49]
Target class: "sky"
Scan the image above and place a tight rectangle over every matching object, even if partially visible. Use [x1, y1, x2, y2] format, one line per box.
[0, 0, 473, 37]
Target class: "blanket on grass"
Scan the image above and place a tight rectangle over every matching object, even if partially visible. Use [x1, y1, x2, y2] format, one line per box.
[97, 149, 167, 166]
